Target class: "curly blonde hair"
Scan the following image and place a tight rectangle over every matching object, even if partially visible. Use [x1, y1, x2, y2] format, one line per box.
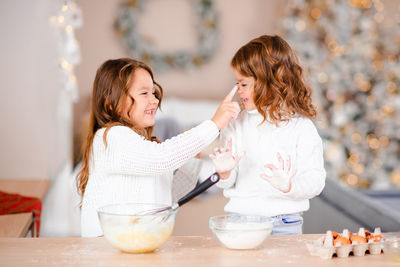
[231, 35, 316, 125]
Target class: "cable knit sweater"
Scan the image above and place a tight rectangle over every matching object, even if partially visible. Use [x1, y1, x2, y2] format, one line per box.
[217, 110, 326, 217]
[81, 120, 219, 237]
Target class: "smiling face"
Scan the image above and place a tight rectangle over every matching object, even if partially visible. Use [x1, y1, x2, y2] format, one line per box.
[124, 68, 159, 129]
[232, 67, 256, 111]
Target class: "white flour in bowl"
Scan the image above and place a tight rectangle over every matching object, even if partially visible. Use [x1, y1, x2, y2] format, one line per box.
[214, 222, 272, 249]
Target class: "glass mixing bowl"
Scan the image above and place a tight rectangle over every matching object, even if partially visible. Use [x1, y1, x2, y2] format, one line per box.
[383, 238, 400, 262]
[97, 203, 176, 253]
[209, 214, 274, 250]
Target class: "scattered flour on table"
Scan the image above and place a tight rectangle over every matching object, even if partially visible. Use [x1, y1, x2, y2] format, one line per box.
[263, 248, 281, 255]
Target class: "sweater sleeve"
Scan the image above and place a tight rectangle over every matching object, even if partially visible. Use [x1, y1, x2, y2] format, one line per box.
[99, 120, 219, 176]
[280, 120, 326, 200]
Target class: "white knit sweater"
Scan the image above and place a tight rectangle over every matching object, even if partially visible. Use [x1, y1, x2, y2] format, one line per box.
[81, 120, 218, 237]
[217, 110, 326, 217]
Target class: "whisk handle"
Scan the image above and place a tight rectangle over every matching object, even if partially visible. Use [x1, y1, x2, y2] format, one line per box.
[177, 173, 220, 207]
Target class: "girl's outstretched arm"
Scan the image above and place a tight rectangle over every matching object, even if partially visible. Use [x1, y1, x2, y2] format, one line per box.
[100, 87, 240, 176]
[100, 121, 218, 175]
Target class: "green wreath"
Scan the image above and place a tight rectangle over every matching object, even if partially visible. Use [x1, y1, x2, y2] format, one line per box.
[115, 0, 219, 72]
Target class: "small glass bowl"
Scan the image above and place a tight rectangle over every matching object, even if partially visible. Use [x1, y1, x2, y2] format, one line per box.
[97, 203, 176, 253]
[209, 214, 274, 250]
[383, 238, 400, 262]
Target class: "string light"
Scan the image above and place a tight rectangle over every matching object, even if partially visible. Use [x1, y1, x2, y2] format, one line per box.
[387, 81, 396, 94]
[353, 164, 364, 174]
[381, 104, 395, 116]
[348, 0, 372, 8]
[379, 136, 389, 147]
[347, 174, 359, 185]
[310, 8, 321, 19]
[373, 0, 384, 12]
[368, 138, 380, 149]
[351, 133, 362, 144]
[295, 20, 306, 31]
[58, 16, 65, 24]
[318, 72, 328, 83]
[348, 154, 359, 164]
[50, 0, 82, 102]
[390, 171, 400, 185]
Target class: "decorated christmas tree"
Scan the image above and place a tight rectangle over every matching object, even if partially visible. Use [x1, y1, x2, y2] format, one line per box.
[282, 0, 400, 189]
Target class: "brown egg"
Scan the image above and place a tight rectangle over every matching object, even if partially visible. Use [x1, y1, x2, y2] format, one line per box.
[332, 231, 339, 238]
[333, 236, 351, 246]
[365, 230, 371, 238]
[349, 232, 353, 239]
[372, 234, 382, 242]
[350, 235, 367, 244]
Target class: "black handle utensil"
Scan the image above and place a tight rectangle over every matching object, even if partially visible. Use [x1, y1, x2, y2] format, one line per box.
[136, 172, 220, 216]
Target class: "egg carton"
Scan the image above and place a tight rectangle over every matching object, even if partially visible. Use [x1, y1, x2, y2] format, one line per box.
[306, 227, 384, 259]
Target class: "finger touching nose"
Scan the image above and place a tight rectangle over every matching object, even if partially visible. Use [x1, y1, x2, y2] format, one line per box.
[223, 85, 238, 102]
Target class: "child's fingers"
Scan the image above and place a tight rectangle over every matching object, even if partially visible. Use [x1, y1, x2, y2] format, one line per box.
[226, 138, 232, 152]
[277, 153, 284, 170]
[209, 154, 216, 160]
[234, 151, 245, 163]
[260, 173, 272, 181]
[264, 164, 278, 171]
[223, 85, 238, 102]
[286, 155, 291, 173]
[291, 168, 297, 178]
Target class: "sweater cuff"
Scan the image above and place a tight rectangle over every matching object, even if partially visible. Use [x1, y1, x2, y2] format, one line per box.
[217, 169, 237, 188]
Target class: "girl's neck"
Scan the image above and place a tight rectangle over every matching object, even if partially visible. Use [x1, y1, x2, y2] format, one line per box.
[247, 109, 259, 114]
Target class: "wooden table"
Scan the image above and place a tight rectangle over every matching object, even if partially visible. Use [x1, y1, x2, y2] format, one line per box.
[0, 178, 50, 237]
[0, 234, 398, 266]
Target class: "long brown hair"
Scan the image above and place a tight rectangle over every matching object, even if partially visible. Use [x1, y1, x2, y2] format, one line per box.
[76, 58, 163, 199]
[231, 35, 316, 125]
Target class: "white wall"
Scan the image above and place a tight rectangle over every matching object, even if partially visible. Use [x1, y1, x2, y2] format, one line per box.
[0, 0, 72, 179]
[0, 1, 75, 236]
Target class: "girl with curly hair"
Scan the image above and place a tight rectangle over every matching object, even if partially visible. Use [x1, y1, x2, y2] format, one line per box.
[210, 35, 326, 235]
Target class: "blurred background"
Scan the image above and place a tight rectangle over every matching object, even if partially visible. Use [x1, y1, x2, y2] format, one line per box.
[0, 0, 399, 237]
